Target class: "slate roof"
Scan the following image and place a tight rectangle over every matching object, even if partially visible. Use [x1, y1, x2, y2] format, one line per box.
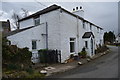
[18, 4, 61, 22]
[3, 26, 34, 37]
[18, 4, 103, 30]
[82, 32, 95, 38]
[5, 4, 103, 37]
[0, 20, 11, 30]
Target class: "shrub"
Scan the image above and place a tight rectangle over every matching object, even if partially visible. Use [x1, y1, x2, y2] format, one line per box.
[2, 37, 32, 70]
[95, 45, 109, 54]
[70, 54, 74, 59]
[78, 47, 87, 58]
[38, 49, 48, 63]
[7, 64, 21, 70]
[25, 68, 34, 74]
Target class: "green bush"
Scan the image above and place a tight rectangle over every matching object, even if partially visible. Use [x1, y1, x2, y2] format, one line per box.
[25, 68, 34, 74]
[95, 45, 109, 54]
[78, 47, 87, 58]
[2, 37, 32, 70]
[7, 64, 21, 70]
[70, 54, 74, 59]
[38, 49, 48, 63]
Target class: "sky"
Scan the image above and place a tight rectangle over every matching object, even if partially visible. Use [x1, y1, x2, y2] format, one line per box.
[0, 1, 119, 35]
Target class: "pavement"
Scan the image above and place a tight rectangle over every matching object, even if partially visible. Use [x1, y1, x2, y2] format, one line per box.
[38, 49, 110, 77]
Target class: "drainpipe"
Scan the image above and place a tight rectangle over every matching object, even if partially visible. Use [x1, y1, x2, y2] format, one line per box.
[46, 22, 48, 49]
[77, 16, 79, 54]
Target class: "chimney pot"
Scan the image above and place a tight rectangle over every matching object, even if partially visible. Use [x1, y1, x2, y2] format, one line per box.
[76, 7, 78, 10]
[80, 6, 82, 9]
[73, 8, 75, 11]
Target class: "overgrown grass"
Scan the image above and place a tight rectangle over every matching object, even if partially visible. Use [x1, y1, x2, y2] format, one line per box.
[3, 70, 45, 78]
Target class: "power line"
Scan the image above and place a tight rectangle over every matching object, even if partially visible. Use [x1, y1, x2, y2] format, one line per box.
[34, 0, 47, 7]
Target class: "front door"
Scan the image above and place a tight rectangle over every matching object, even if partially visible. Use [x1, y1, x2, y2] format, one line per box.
[91, 38, 94, 56]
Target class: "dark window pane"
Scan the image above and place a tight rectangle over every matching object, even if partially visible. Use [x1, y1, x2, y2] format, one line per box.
[70, 38, 74, 41]
[34, 18, 40, 26]
[70, 42, 75, 52]
[83, 21, 85, 29]
[90, 24, 92, 30]
[32, 41, 37, 49]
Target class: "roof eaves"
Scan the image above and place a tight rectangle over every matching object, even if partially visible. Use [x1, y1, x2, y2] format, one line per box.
[84, 19, 103, 30]
[61, 8, 103, 30]
[61, 8, 84, 20]
[18, 4, 61, 22]
[18, 4, 103, 30]
[4, 26, 34, 37]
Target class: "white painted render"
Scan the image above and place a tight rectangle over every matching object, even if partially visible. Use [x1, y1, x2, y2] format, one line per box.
[19, 18, 34, 29]
[7, 8, 104, 63]
[73, 9, 84, 18]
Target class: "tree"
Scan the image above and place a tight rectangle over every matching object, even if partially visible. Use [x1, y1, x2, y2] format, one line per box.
[11, 12, 20, 29]
[103, 31, 115, 44]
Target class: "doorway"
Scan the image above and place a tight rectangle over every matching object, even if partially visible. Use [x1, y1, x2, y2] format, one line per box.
[91, 38, 94, 56]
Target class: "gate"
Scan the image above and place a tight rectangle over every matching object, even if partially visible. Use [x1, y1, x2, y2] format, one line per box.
[38, 49, 61, 63]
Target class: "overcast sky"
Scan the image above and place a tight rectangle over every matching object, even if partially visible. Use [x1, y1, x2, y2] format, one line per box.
[0, 2, 119, 35]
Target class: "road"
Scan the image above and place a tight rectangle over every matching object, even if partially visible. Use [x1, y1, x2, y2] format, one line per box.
[47, 46, 119, 78]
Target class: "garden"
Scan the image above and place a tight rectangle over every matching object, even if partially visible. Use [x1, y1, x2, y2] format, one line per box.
[2, 37, 45, 78]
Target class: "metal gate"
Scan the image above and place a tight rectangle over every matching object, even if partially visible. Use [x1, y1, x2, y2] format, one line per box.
[38, 49, 61, 63]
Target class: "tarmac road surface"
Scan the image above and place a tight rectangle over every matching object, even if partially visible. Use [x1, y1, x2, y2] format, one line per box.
[47, 46, 119, 78]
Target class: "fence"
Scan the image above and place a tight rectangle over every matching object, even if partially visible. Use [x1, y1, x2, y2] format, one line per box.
[38, 49, 61, 63]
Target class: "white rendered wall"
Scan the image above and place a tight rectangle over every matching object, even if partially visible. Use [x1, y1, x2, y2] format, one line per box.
[19, 18, 34, 29]
[7, 23, 46, 51]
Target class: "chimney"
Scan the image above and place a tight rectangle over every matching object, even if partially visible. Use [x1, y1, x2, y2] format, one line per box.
[72, 6, 84, 18]
[7, 20, 11, 31]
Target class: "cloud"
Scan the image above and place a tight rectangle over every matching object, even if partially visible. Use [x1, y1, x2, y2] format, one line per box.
[1, 2, 118, 35]
[0, 10, 9, 21]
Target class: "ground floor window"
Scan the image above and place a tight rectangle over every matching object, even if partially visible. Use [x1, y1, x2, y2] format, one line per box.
[32, 40, 37, 50]
[70, 38, 75, 53]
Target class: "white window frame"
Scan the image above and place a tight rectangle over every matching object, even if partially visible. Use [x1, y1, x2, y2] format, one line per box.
[70, 38, 76, 53]
[32, 40, 37, 50]
[34, 16, 40, 26]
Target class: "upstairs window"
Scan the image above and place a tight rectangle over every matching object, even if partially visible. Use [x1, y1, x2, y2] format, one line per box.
[32, 40, 37, 50]
[83, 21, 85, 29]
[34, 16, 40, 26]
[90, 24, 92, 30]
[100, 29, 103, 34]
[97, 27, 99, 33]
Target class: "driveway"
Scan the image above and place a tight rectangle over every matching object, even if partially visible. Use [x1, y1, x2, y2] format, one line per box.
[47, 46, 119, 78]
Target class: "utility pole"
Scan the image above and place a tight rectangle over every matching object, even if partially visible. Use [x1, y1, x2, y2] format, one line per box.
[113, 31, 114, 43]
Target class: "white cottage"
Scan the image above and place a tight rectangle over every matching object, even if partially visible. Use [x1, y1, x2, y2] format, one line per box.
[6, 4, 104, 63]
